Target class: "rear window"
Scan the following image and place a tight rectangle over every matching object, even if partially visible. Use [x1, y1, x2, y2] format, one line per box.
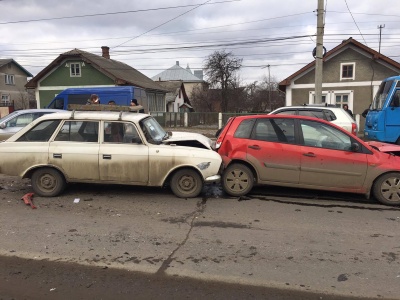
[234, 119, 255, 138]
[298, 109, 325, 120]
[323, 109, 337, 121]
[251, 118, 295, 144]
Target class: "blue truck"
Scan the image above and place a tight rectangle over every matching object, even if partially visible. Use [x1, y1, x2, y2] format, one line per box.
[46, 86, 147, 111]
[365, 75, 400, 143]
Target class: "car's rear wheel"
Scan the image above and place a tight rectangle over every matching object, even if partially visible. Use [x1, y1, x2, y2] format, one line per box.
[373, 172, 400, 206]
[170, 169, 203, 198]
[222, 163, 254, 197]
[31, 168, 66, 197]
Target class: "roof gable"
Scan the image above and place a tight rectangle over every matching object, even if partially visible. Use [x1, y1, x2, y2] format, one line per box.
[279, 38, 400, 86]
[26, 48, 166, 92]
[0, 59, 33, 77]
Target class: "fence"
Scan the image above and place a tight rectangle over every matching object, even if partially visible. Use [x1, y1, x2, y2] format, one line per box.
[150, 111, 260, 129]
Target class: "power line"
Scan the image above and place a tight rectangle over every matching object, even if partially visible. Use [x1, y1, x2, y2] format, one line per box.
[0, 1, 240, 25]
[343, 0, 368, 46]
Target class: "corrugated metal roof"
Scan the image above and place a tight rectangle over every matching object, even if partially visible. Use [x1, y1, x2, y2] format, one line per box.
[152, 63, 203, 82]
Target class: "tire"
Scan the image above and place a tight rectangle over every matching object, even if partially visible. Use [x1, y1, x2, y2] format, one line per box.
[170, 169, 203, 198]
[222, 163, 254, 197]
[31, 168, 66, 197]
[373, 172, 400, 206]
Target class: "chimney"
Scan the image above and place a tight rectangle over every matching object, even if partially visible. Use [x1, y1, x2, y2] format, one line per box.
[176, 61, 179, 66]
[101, 46, 110, 59]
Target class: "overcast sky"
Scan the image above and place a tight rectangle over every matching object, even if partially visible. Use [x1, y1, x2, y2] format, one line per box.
[1, 0, 399, 84]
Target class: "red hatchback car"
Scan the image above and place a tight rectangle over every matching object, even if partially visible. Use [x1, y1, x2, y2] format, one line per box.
[216, 115, 400, 206]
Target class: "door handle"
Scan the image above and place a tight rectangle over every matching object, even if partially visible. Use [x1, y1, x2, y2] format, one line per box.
[53, 153, 62, 159]
[248, 145, 261, 150]
[103, 154, 112, 160]
[303, 152, 316, 157]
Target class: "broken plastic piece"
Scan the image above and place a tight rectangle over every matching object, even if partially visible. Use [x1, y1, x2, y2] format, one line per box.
[21, 193, 37, 209]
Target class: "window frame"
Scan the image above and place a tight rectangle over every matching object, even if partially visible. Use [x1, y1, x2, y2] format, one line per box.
[70, 63, 81, 77]
[5, 74, 15, 85]
[340, 62, 355, 80]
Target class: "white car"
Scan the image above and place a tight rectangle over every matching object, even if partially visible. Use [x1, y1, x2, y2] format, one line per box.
[269, 105, 357, 135]
[0, 108, 222, 198]
[0, 109, 62, 140]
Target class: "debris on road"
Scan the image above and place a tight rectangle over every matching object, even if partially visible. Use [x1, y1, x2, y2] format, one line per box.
[21, 193, 36, 209]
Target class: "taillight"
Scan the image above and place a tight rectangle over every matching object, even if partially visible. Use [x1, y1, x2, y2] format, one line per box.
[351, 123, 357, 136]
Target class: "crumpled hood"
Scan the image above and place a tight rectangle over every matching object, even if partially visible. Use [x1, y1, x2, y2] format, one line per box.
[367, 141, 400, 154]
[163, 131, 213, 150]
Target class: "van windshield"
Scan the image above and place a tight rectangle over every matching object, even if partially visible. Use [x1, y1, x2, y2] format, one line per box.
[372, 80, 394, 110]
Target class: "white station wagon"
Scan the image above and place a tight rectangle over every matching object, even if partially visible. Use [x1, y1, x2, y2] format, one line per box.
[0, 106, 222, 198]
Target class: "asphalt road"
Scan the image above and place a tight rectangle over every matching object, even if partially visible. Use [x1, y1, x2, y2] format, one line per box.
[0, 174, 399, 300]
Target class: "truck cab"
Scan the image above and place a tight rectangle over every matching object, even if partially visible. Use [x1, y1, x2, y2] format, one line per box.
[365, 76, 400, 143]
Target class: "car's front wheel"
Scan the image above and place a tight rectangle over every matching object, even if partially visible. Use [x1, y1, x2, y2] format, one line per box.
[373, 172, 400, 206]
[170, 169, 203, 198]
[31, 168, 66, 197]
[222, 163, 254, 197]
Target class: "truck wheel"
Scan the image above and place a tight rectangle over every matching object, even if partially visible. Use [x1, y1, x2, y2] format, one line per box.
[170, 169, 203, 198]
[373, 172, 400, 206]
[222, 163, 254, 197]
[31, 168, 66, 197]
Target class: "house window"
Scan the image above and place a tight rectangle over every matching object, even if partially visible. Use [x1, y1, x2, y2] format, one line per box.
[340, 63, 355, 80]
[336, 94, 349, 108]
[70, 63, 81, 77]
[5, 74, 15, 85]
[1, 94, 11, 106]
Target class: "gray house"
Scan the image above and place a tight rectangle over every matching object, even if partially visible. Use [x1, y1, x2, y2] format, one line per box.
[279, 38, 400, 130]
[0, 59, 33, 113]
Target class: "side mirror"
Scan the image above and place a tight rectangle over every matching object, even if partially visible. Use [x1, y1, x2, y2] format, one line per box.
[350, 142, 360, 152]
[0, 122, 6, 129]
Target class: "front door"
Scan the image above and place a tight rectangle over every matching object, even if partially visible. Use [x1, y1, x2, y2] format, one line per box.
[299, 119, 368, 191]
[99, 122, 149, 183]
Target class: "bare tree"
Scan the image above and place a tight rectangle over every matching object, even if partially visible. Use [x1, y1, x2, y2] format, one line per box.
[203, 50, 243, 112]
[246, 76, 285, 112]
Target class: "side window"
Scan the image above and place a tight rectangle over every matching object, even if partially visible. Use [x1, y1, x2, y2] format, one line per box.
[252, 118, 295, 144]
[17, 120, 61, 142]
[323, 110, 337, 121]
[298, 110, 325, 120]
[274, 110, 297, 115]
[6, 113, 34, 128]
[234, 119, 255, 138]
[104, 122, 142, 144]
[54, 121, 98, 142]
[300, 120, 352, 150]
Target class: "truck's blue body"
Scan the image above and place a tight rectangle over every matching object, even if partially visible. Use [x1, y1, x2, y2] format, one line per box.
[365, 76, 400, 143]
[46, 86, 146, 110]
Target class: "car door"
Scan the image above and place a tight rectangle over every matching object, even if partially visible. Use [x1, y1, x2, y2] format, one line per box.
[99, 121, 149, 184]
[246, 118, 301, 184]
[298, 119, 368, 191]
[49, 120, 100, 181]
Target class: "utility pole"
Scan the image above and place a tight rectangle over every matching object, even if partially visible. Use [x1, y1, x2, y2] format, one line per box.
[268, 64, 272, 112]
[378, 24, 385, 53]
[314, 0, 325, 104]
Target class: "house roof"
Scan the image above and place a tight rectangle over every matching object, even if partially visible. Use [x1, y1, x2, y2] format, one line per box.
[0, 59, 33, 77]
[152, 62, 203, 82]
[25, 48, 167, 92]
[157, 81, 191, 105]
[279, 37, 400, 87]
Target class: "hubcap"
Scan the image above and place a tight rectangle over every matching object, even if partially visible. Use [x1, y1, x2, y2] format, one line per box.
[40, 174, 56, 191]
[226, 169, 249, 192]
[381, 177, 400, 203]
[179, 175, 195, 191]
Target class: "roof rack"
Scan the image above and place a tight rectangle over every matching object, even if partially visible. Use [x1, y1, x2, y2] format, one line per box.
[302, 103, 336, 107]
[67, 104, 144, 120]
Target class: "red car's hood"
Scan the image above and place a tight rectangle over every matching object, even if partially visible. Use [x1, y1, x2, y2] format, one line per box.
[367, 141, 400, 154]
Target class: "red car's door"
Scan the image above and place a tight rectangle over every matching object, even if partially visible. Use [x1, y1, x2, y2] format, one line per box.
[246, 118, 301, 184]
[298, 119, 368, 192]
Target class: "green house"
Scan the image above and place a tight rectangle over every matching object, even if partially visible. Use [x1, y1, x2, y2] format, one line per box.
[26, 46, 167, 110]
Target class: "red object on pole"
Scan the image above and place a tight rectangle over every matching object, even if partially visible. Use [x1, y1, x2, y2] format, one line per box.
[21, 193, 37, 209]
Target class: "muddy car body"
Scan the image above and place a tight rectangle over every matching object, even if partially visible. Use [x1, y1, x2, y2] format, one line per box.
[216, 114, 400, 206]
[0, 109, 221, 198]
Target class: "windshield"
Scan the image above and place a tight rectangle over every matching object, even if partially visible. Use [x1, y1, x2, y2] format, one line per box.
[140, 117, 167, 144]
[0, 111, 19, 123]
[371, 80, 394, 110]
